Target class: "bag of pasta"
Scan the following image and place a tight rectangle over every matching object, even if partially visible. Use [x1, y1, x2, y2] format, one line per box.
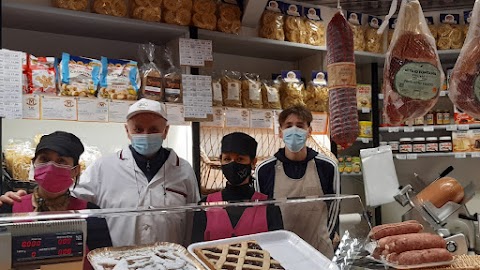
[241, 73, 262, 109]
[192, 0, 217, 30]
[347, 11, 365, 51]
[99, 57, 140, 100]
[387, 17, 397, 46]
[305, 71, 328, 112]
[53, 0, 89, 11]
[259, 1, 285, 41]
[366, 16, 385, 53]
[279, 70, 305, 109]
[463, 10, 472, 43]
[130, 0, 162, 22]
[212, 71, 223, 106]
[261, 79, 281, 109]
[437, 13, 463, 50]
[426, 16, 438, 43]
[303, 6, 325, 46]
[283, 3, 307, 44]
[92, 0, 128, 17]
[217, 1, 242, 34]
[221, 70, 242, 107]
[4, 140, 35, 181]
[138, 43, 163, 101]
[163, 0, 192, 26]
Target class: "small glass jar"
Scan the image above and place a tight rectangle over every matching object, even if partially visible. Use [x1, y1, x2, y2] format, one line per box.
[399, 138, 413, 153]
[443, 111, 451, 125]
[435, 110, 444, 125]
[414, 116, 424, 126]
[389, 141, 400, 153]
[426, 111, 434, 125]
[439, 136, 453, 152]
[426, 137, 438, 152]
[413, 137, 426, 153]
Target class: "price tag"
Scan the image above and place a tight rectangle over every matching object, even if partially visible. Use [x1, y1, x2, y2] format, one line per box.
[378, 94, 384, 100]
[407, 154, 418, 160]
[423, 126, 434, 132]
[446, 125, 457, 131]
[471, 152, 480, 158]
[404, 127, 415, 132]
[396, 154, 407, 160]
[361, 107, 371, 113]
[388, 127, 400, 133]
[455, 153, 467, 159]
[361, 138, 370, 144]
[458, 125, 470, 131]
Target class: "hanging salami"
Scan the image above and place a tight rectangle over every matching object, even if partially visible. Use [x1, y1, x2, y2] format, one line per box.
[449, 0, 480, 119]
[383, 0, 444, 126]
[327, 12, 359, 148]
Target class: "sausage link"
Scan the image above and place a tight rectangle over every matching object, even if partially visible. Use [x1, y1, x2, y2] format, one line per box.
[369, 220, 423, 240]
[387, 248, 453, 265]
[385, 233, 446, 253]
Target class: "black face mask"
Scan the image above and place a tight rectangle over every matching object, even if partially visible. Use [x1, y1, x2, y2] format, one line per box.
[221, 162, 252, 186]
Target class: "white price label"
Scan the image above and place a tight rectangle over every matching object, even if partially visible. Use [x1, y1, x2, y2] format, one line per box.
[458, 125, 470, 131]
[446, 125, 457, 131]
[396, 154, 407, 160]
[361, 138, 370, 144]
[361, 107, 371, 113]
[378, 94, 384, 100]
[423, 126, 434, 132]
[440, 91, 448, 97]
[407, 154, 418, 160]
[455, 153, 467, 159]
[471, 152, 480, 158]
[404, 127, 415, 132]
[388, 127, 400, 133]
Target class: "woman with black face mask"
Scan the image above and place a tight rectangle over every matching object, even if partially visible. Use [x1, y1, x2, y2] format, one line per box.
[191, 132, 283, 243]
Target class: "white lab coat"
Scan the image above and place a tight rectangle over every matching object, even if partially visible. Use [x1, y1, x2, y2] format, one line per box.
[72, 147, 200, 247]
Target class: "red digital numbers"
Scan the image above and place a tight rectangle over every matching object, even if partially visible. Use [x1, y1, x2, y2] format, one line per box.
[31, 252, 36, 258]
[21, 241, 41, 248]
[57, 238, 72, 245]
[58, 249, 72, 256]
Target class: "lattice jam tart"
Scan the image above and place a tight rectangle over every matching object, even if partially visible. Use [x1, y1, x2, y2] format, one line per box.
[194, 240, 285, 270]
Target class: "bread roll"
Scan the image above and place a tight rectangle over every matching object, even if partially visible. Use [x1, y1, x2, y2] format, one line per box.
[416, 177, 464, 208]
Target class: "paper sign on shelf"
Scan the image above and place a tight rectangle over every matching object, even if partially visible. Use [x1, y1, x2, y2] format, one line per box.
[404, 127, 415, 132]
[179, 38, 213, 67]
[41, 96, 77, 121]
[202, 107, 225, 128]
[406, 154, 418, 160]
[423, 126, 434, 132]
[446, 125, 458, 131]
[108, 100, 135, 123]
[388, 127, 399, 133]
[250, 109, 274, 129]
[455, 153, 467, 159]
[311, 113, 329, 135]
[0, 49, 23, 119]
[225, 108, 250, 128]
[22, 94, 40, 119]
[471, 152, 480, 158]
[166, 103, 189, 126]
[78, 98, 108, 122]
[182, 74, 213, 121]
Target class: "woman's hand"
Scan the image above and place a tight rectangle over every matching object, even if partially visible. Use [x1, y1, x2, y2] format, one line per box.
[0, 190, 27, 206]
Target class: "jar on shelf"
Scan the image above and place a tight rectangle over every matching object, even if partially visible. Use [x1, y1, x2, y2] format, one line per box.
[426, 137, 439, 152]
[413, 137, 426, 153]
[426, 111, 434, 125]
[389, 141, 400, 153]
[399, 138, 413, 153]
[414, 116, 424, 126]
[443, 111, 451, 125]
[435, 110, 444, 125]
[439, 136, 453, 152]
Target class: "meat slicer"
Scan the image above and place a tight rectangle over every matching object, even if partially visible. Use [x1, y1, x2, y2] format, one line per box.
[394, 166, 480, 255]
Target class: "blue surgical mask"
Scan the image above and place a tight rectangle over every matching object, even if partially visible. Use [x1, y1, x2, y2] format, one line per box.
[283, 126, 308, 153]
[131, 133, 164, 156]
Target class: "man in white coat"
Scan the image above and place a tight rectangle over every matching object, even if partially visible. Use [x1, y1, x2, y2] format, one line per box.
[1, 98, 200, 247]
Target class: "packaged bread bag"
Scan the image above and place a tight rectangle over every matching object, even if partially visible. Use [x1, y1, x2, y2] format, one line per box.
[59, 53, 101, 97]
[53, 0, 89, 11]
[217, 0, 242, 34]
[192, 0, 217, 30]
[28, 55, 57, 95]
[305, 71, 328, 112]
[92, 0, 128, 17]
[162, 0, 192, 26]
[261, 79, 281, 109]
[221, 70, 242, 107]
[283, 2, 307, 44]
[130, 0, 162, 22]
[387, 17, 397, 46]
[259, 0, 285, 41]
[99, 57, 140, 100]
[347, 11, 365, 51]
[366, 16, 385, 53]
[241, 73, 262, 109]
[160, 47, 183, 103]
[280, 70, 305, 109]
[303, 6, 325, 46]
[437, 13, 463, 50]
[138, 43, 163, 101]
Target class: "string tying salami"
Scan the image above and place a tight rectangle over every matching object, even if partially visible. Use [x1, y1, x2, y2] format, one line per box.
[327, 12, 359, 148]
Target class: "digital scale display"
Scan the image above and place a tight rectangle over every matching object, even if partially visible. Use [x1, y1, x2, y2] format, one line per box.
[12, 231, 84, 263]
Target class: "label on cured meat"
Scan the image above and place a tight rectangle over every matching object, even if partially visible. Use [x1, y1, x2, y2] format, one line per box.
[475, 75, 480, 102]
[394, 62, 441, 100]
[327, 62, 356, 89]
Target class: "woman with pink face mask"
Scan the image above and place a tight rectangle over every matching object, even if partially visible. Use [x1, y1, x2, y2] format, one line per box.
[0, 131, 112, 270]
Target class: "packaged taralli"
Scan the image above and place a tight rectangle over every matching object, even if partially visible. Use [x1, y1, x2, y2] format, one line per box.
[425, 16, 438, 42]
[366, 16, 385, 53]
[138, 43, 163, 101]
[211, 72, 223, 106]
[99, 57, 140, 100]
[387, 17, 397, 46]
[280, 70, 306, 109]
[59, 53, 101, 97]
[241, 73, 262, 109]
[217, 0, 242, 34]
[259, 1, 285, 41]
[305, 71, 328, 112]
[53, 0, 89, 11]
[162, 0, 192, 26]
[28, 55, 57, 95]
[437, 13, 463, 50]
[192, 0, 217, 30]
[347, 11, 365, 51]
[303, 6, 325, 46]
[92, 0, 128, 17]
[130, 0, 162, 22]
[221, 70, 242, 107]
[261, 79, 281, 109]
[283, 3, 307, 44]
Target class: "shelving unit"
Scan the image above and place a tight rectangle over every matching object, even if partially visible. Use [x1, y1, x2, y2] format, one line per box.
[379, 124, 480, 133]
[394, 152, 480, 159]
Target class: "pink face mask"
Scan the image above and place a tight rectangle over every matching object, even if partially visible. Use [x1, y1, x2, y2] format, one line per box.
[34, 162, 75, 194]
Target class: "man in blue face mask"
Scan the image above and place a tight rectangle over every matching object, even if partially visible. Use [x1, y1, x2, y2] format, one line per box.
[254, 105, 339, 259]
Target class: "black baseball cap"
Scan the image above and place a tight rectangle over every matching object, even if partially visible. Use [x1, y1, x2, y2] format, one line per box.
[35, 131, 85, 164]
[221, 132, 258, 159]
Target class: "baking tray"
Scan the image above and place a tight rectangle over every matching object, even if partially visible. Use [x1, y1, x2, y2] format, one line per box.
[187, 230, 339, 270]
[88, 242, 206, 270]
[367, 255, 455, 269]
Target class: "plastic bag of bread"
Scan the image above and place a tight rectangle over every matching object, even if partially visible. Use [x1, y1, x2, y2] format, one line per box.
[304, 71, 328, 112]
[387, 17, 397, 46]
[259, 1, 285, 41]
[279, 70, 305, 109]
[211, 71, 223, 106]
[161, 47, 182, 103]
[347, 11, 365, 51]
[303, 6, 325, 46]
[261, 79, 281, 109]
[92, 0, 128, 17]
[192, 0, 216, 30]
[221, 70, 242, 107]
[130, 0, 162, 22]
[28, 55, 57, 95]
[217, 1, 242, 34]
[99, 57, 140, 100]
[53, 0, 89, 11]
[437, 13, 463, 50]
[241, 73, 262, 108]
[162, 0, 192, 26]
[425, 16, 437, 42]
[366, 16, 385, 53]
[138, 43, 163, 101]
[59, 53, 101, 97]
[284, 3, 307, 44]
